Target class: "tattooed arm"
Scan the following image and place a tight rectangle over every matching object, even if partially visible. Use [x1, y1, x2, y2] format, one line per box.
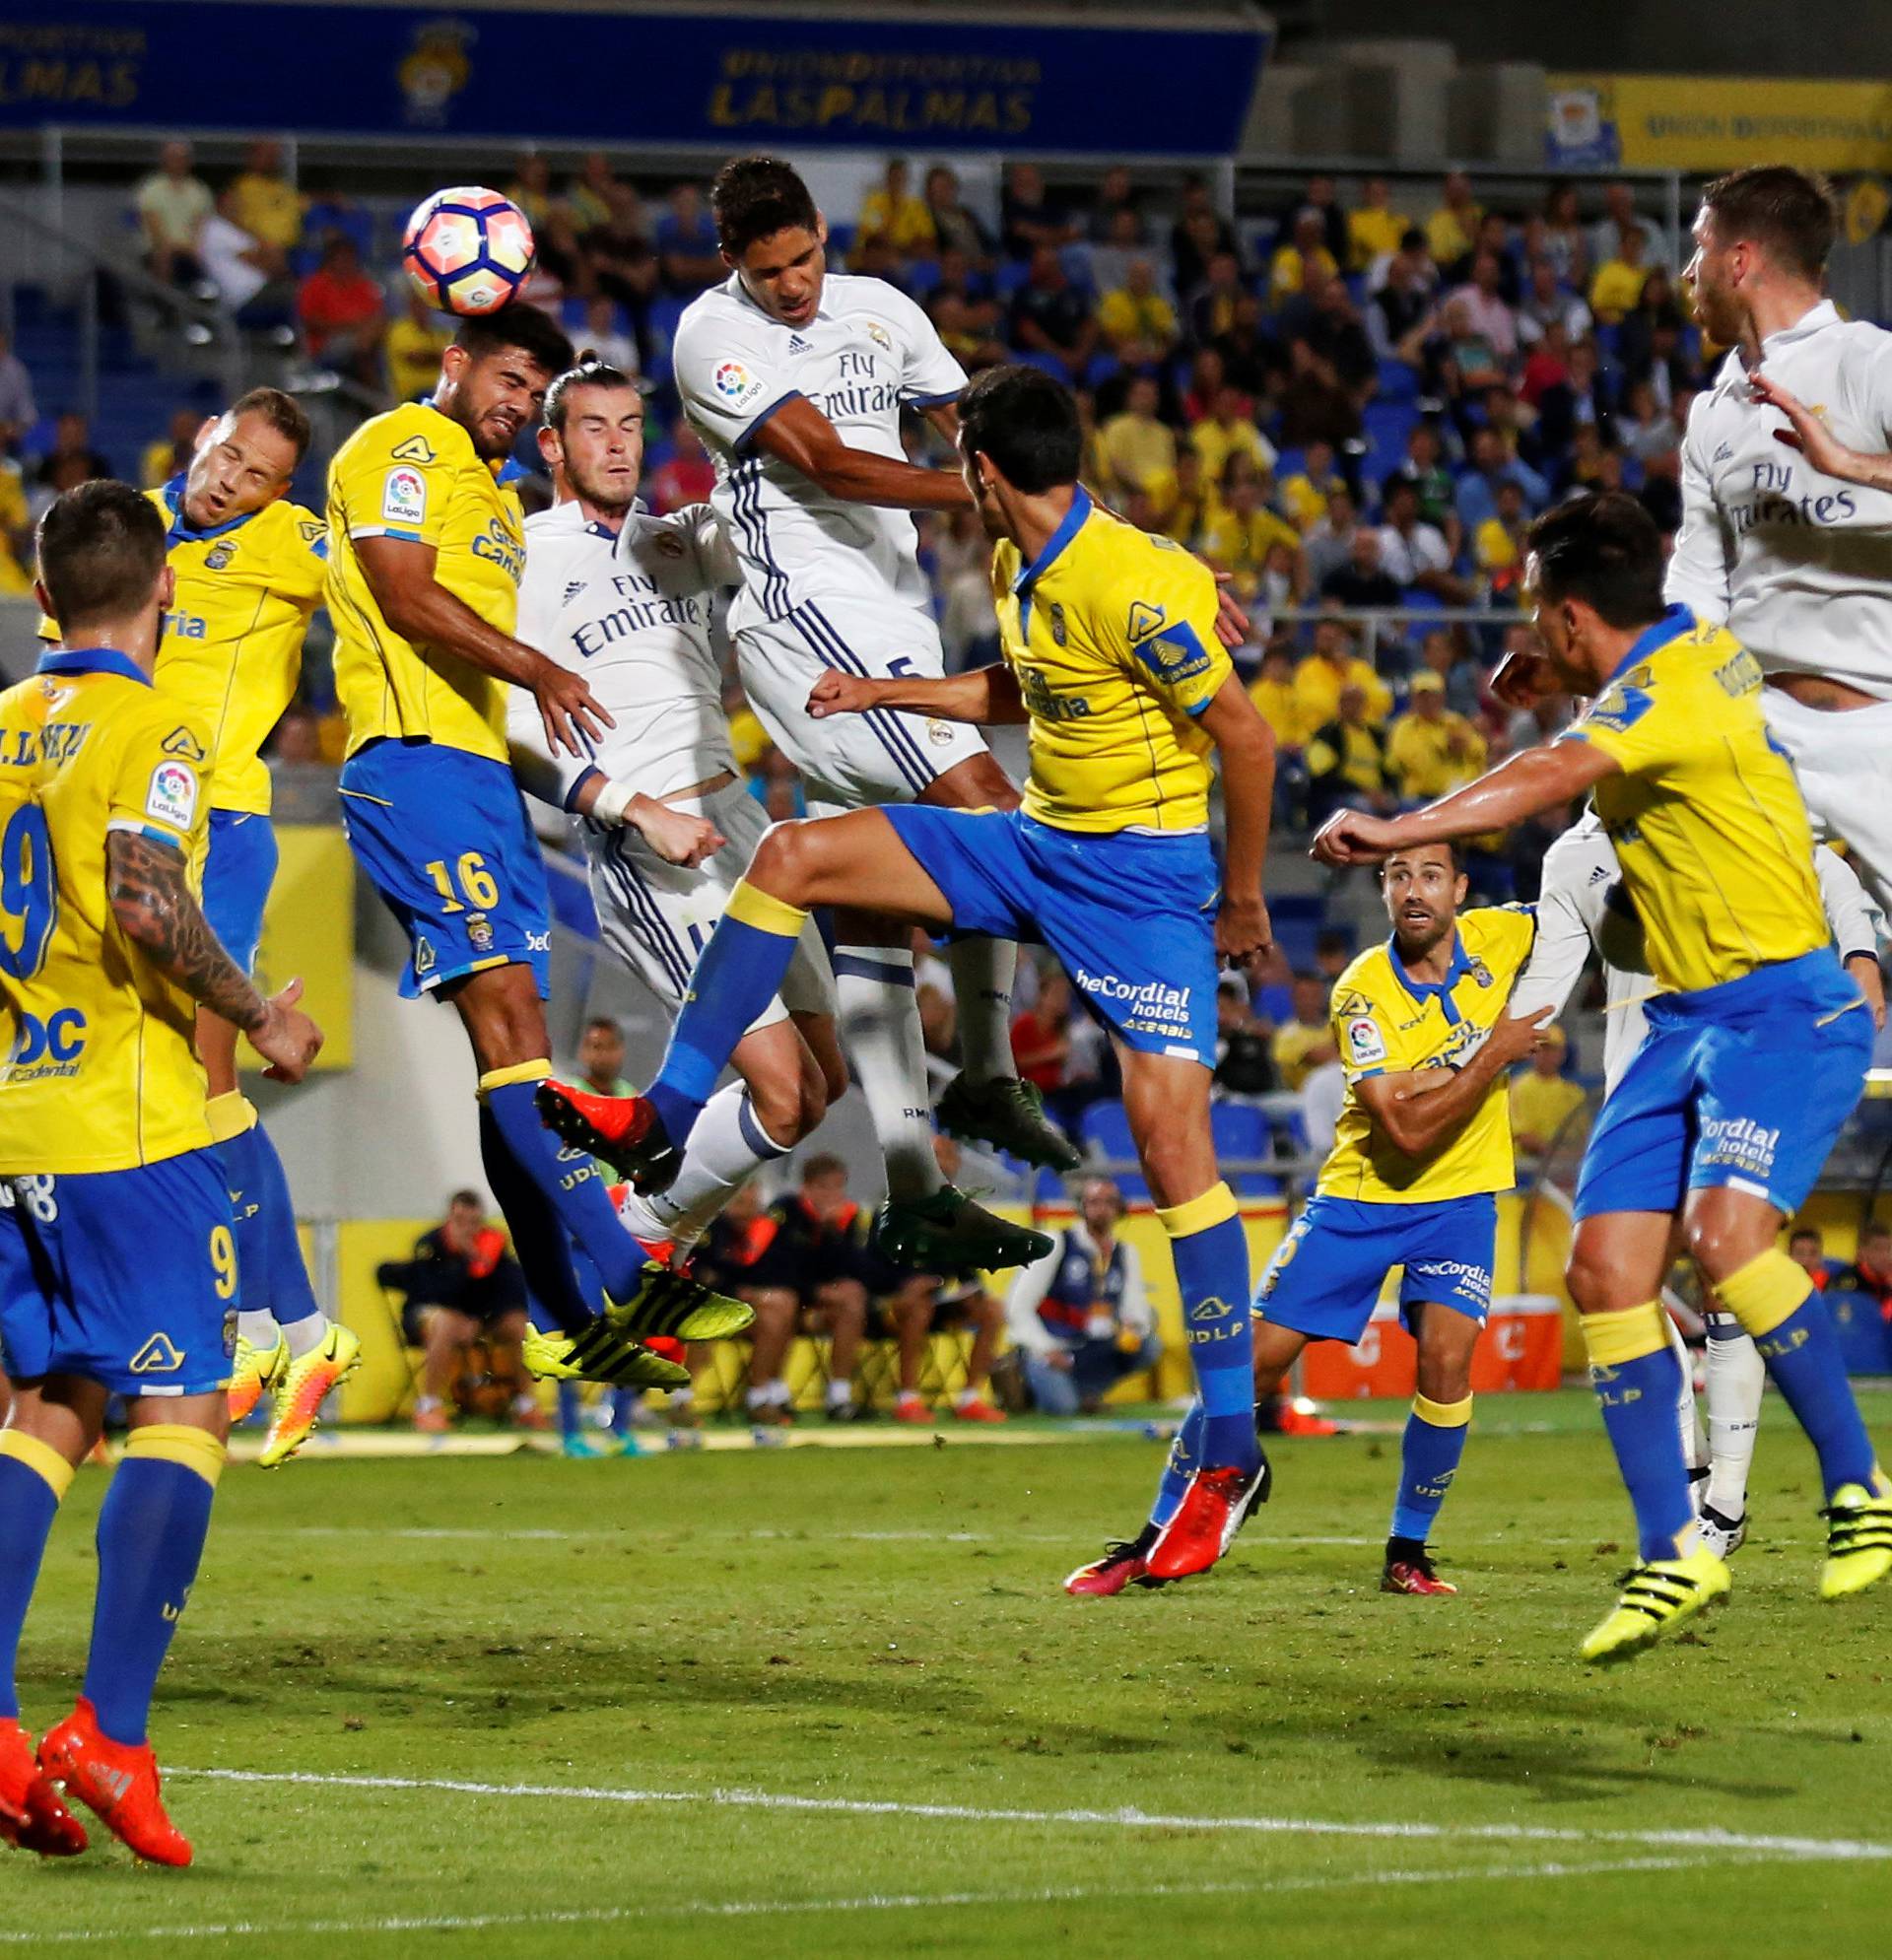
[106, 830, 324, 1082]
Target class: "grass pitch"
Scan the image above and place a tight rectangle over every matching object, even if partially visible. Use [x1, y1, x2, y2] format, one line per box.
[6, 1388, 1889, 1956]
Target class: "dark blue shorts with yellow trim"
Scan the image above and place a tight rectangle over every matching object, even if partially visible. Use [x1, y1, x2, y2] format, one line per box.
[1575, 948, 1870, 1221]
[1254, 1191, 1498, 1344]
[202, 809, 278, 975]
[0, 1147, 237, 1396]
[340, 738, 552, 1000]
[879, 806, 1220, 1063]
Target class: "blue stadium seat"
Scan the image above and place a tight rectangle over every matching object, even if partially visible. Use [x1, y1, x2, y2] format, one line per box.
[1209, 1103, 1280, 1196]
[1077, 1101, 1149, 1202]
[1376, 358, 1420, 404]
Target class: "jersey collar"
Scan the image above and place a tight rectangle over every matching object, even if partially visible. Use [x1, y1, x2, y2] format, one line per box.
[36, 646, 152, 688]
[1010, 486, 1093, 597]
[1602, 602, 1695, 689]
[1388, 928, 1471, 1023]
[162, 474, 261, 545]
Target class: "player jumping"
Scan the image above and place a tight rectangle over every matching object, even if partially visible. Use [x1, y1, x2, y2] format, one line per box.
[548, 366, 1278, 1573]
[1318, 492, 1892, 1662]
[1, 482, 324, 1864]
[1515, 812, 1884, 1561]
[658, 155, 1079, 1271]
[325, 304, 750, 1388]
[508, 360, 848, 1260]
[1067, 843, 1548, 1598]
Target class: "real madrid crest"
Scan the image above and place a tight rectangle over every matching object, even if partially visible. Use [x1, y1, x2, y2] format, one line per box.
[866, 321, 892, 351]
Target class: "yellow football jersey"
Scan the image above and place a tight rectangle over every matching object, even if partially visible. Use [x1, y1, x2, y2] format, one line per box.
[1564, 609, 1828, 996]
[990, 489, 1233, 834]
[0, 651, 215, 1174]
[41, 484, 325, 818]
[326, 400, 524, 763]
[1318, 905, 1536, 1204]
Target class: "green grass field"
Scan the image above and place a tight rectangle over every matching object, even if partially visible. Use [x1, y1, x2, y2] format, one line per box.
[6, 1388, 1889, 1956]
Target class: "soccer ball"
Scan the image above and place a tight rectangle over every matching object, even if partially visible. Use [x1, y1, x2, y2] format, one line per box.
[401, 186, 535, 316]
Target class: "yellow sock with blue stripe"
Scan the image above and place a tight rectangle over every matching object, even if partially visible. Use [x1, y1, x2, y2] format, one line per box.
[1390, 1391, 1472, 1546]
[1582, 1304, 1696, 1562]
[0, 1432, 75, 1722]
[649, 881, 809, 1141]
[1717, 1249, 1883, 1500]
[1158, 1184, 1258, 1474]
[82, 1424, 225, 1747]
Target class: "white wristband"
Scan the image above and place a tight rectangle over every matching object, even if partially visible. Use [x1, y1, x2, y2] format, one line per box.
[590, 778, 635, 827]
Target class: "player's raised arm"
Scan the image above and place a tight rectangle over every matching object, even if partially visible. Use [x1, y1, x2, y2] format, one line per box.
[1358, 1006, 1554, 1157]
[1750, 369, 1892, 495]
[748, 395, 973, 512]
[806, 661, 1025, 726]
[1195, 676, 1275, 965]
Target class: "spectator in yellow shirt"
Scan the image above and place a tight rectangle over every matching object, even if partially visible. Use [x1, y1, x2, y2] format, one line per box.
[1096, 260, 1178, 369]
[1271, 975, 1339, 1092]
[1426, 169, 1482, 271]
[1306, 685, 1390, 820]
[384, 288, 454, 402]
[565, 151, 624, 237]
[858, 158, 936, 255]
[1095, 374, 1178, 506]
[1347, 176, 1406, 271]
[139, 405, 202, 491]
[1295, 617, 1392, 728]
[1278, 438, 1346, 533]
[1385, 672, 1488, 802]
[1269, 209, 1338, 305]
[1199, 458, 1302, 605]
[1588, 224, 1651, 324]
[1509, 1028, 1588, 1158]
[1162, 449, 1210, 548]
[1248, 643, 1312, 751]
[1189, 382, 1274, 487]
[1474, 479, 1530, 598]
[228, 139, 304, 252]
[0, 461, 32, 595]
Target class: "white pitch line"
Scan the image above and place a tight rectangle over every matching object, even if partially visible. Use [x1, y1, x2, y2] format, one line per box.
[169, 1767, 1892, 1865]
[0, 1856, 1761, 1945]
[262, 1525, 1500, 1548]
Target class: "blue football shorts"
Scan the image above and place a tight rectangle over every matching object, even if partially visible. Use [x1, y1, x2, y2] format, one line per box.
[879, 805, 1220, 1064]
[200, 808, 279, 976]
[1576, 948, 1871, 1221]
[0, 1146, 238, 1397]
[339, 737, 552, 1000]
[1254, 1190, 1498, 1344]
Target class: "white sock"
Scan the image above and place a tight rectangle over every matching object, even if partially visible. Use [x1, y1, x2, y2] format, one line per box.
[416, 1395, 441, 1415]
[237, 1310, 279, 1349]
[622, 1083, 794, 1249]
[1666, 1314, 1708, 1477]
[835, 945, 943, 1202]
[826, 1376, 852, 1406]
[1704, 1317, 1765, 1520]
[954, 1386, 981, 1408]
[510, 1391, 538, 1419]
[748, 1380, 788, 1411]
[949, 936, 1019, 1083]
[279, 1311, 330, 1360]
[670, 1386, 695, 1408]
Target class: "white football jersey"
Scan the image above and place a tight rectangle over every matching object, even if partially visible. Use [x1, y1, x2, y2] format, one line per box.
[1512, 809, 1882, 1096]
[1667, 301, 1892, 698]
[509, 500, 739, 806]
[671, 271, 967, 635]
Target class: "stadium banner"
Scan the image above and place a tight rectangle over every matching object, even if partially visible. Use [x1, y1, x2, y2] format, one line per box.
[0, 3, 1270, 155]
[250, 823, 354, 1072]
[1548, 74, 1892, 173]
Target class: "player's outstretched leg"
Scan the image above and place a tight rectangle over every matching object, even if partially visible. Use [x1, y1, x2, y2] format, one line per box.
[1699, 1312, 1762, 1558]
[40, 1421, 227, 1865]
[1712, 1247, 1892, 1599]
[0, 1434, 87, 1858]
[935, 935, 1082, 1174]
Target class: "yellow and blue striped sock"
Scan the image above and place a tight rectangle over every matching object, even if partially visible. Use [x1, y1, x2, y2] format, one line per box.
[648, 882, 809, 1141]
[82, 1425, 224, 1747]
[1390, 1391, 1472, 1543]
[0, 1433, 74, 1722]
[1159, 1184, 1258, 1474]
[1718, 1250, 1882, 1499]
[1582, 1304, 1695, 1562]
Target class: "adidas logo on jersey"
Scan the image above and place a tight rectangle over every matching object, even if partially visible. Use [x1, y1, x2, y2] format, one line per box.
[1588, 864, 1613, 885]
[563, 580, 587, 605]
[786, 333, 811, 355]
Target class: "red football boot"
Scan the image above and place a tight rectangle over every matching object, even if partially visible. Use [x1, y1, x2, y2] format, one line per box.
[1063, 1526, 1162, 1596]
[1275, 1403, 1340, 1438]
[1381, 1550, 1458, 1596]
[535, 1080, 680, 1193]
[1144, 1459, 1271, 1582]
[38, 1700, 190, 1866]
[951, 1395, 1007, 1424]
[0, 1719, 86, 1858]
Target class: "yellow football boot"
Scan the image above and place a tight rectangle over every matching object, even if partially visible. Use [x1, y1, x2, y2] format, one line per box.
[1581, 1547, 1730, 1664]
[1820, 1483, 1892, 1601]
[228, 1331, 288, 1424]
[258, 1323, 362, 1468]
